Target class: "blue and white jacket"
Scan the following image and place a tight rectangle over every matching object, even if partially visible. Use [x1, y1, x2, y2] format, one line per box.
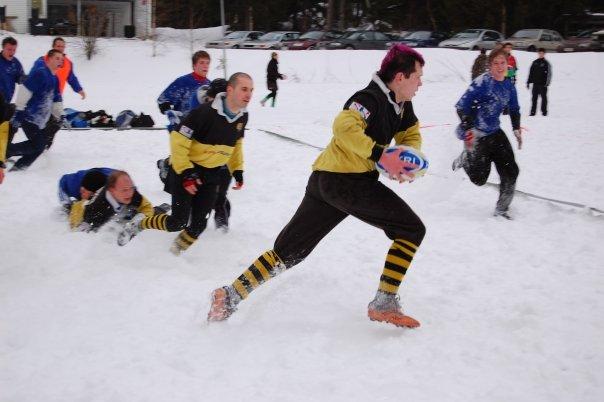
[455, 72, 520, 136]
[58, 167, 114, 204]
[15, 66, 63, 129]
[157, 73, 210, 130]
[0, 52, 25, 102]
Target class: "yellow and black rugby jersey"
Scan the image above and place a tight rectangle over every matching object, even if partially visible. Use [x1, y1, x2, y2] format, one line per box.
[0, 121, 8, 164]
[170, 94, 248, 174]
[313, 73, 422, 173]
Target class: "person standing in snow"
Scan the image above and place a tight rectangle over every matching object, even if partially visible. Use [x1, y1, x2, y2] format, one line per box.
[157, 50, 211, 133]
[207, 44, 427, 329]
[526, 48, 552, 116]
[471, 48, 488, 80]
[0, 36, 26, 146]
[0, 36, 26, 103]
[6, 49, 63, 171]
[451, 47, 522, 219]
[260, 52, 286, 107]
[502, 43, 518, 85]
[117, 73, 251, 255]
[30, 37, 86, 149]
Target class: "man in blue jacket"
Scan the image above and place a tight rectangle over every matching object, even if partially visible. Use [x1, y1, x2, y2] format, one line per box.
[452, 47, 522, 219]
[0, 36, 25, 103]
[6, 49, 64, 171]
[157, 50, 211, 132]
[58, 167, 113, 210]
[30, 37, 86, 149]
[0, 36, 26, 145]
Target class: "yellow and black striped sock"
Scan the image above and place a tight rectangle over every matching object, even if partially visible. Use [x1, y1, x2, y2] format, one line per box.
[379, 239, 418, 294]
[140, 214, 168, 231]
[232, 250, 284, 300]
[172, 230, 197, 252]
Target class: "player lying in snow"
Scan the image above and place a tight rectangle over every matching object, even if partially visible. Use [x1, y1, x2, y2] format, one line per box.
[69, 170, 169, 231]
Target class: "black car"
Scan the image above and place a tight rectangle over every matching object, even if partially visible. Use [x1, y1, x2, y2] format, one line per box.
[395, 30, 450, 47]
[326, 31, 392, 50]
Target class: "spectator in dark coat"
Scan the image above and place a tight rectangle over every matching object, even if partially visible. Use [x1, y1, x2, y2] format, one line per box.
[260, 52, 286, 107]
[471, 48, 488, 80]
[526, 48, 552, 116]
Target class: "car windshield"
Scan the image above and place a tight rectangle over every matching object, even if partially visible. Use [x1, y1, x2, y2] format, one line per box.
[300, 31, 323, 40]
[510, 30, 539, 39]
[224, 32, 246, 39]
[453, 30, 481, 39]
[344, 32, 362, 40]
[259, 32, 283, 41]
[575, 30, 594, 38]
[406, 31, 431, 40]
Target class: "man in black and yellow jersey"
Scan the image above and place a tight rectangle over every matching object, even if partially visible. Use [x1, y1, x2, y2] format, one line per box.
[117, 73, 252, 254]
[208, 45, 427, 328]
[0, 92, 12, 184]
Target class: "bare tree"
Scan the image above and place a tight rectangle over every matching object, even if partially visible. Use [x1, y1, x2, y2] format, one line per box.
[326, 0, 335, 30]
[81, 6, 107, 60]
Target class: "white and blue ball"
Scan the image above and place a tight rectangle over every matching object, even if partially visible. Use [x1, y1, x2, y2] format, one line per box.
[376, 145, 429, 179]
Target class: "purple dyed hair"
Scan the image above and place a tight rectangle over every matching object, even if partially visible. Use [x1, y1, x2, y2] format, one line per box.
[378, 44, 425, 83]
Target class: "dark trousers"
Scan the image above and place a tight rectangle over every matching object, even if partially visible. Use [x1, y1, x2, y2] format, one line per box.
[6, 121, 46, 170]
[213, 167, 232, 227]
[531, 84, 548, 115]
[273, 171, 426, 268]
[463, 130, 519, 212]
[263, 81, 278, 106]
[164, 166, 220, 238]
[44, 116, 62, 149]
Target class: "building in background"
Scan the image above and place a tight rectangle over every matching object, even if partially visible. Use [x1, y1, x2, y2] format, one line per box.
[0, 0, 154, 39]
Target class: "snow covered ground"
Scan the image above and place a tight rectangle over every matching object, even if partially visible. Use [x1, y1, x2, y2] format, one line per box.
[1, 32, 603, 402]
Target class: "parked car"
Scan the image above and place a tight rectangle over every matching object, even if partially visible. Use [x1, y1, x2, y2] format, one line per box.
[558, 28, 602, 52]
[240, 31, 300, 50]
[393, 30, 450, 47]
[506, 29, 564, 51]
[284, 30, 343, 50]
[592, 29, 604, 51]
[205, 31, 265, 49]
[438, 29, 504, 50]
[326, 31, 392, 50]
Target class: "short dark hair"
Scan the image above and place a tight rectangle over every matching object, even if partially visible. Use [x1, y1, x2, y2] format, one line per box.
[480, 48, 486, 54]
[503, 42, 513, 48]
[192, 50, 210, 65]
[81, 169, 108, 192]
[106, 170, 130, 189]
[227, 72, 252, 88]
[488, 47, 508, 64]
[2, 37, 17, 47]
[537, 47, 546, 53]
[378, 44, 425, 83]
[52, 37, 65, 47]
[47, 49, 63, 58]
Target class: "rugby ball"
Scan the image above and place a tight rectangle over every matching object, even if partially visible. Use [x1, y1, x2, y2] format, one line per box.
[376, 145, 429, 180]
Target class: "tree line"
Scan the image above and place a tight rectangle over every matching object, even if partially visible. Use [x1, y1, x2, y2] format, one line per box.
[156, 0, 603, 36]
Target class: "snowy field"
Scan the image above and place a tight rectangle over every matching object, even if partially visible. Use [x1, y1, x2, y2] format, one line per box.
[1, 32, 603, 402]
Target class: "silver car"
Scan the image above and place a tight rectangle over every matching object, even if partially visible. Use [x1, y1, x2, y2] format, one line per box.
[438, 29, 504, 50]
[506, 29, 564, 52]
[205, 31, 265, 49]
[241, 31, 301, 50]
